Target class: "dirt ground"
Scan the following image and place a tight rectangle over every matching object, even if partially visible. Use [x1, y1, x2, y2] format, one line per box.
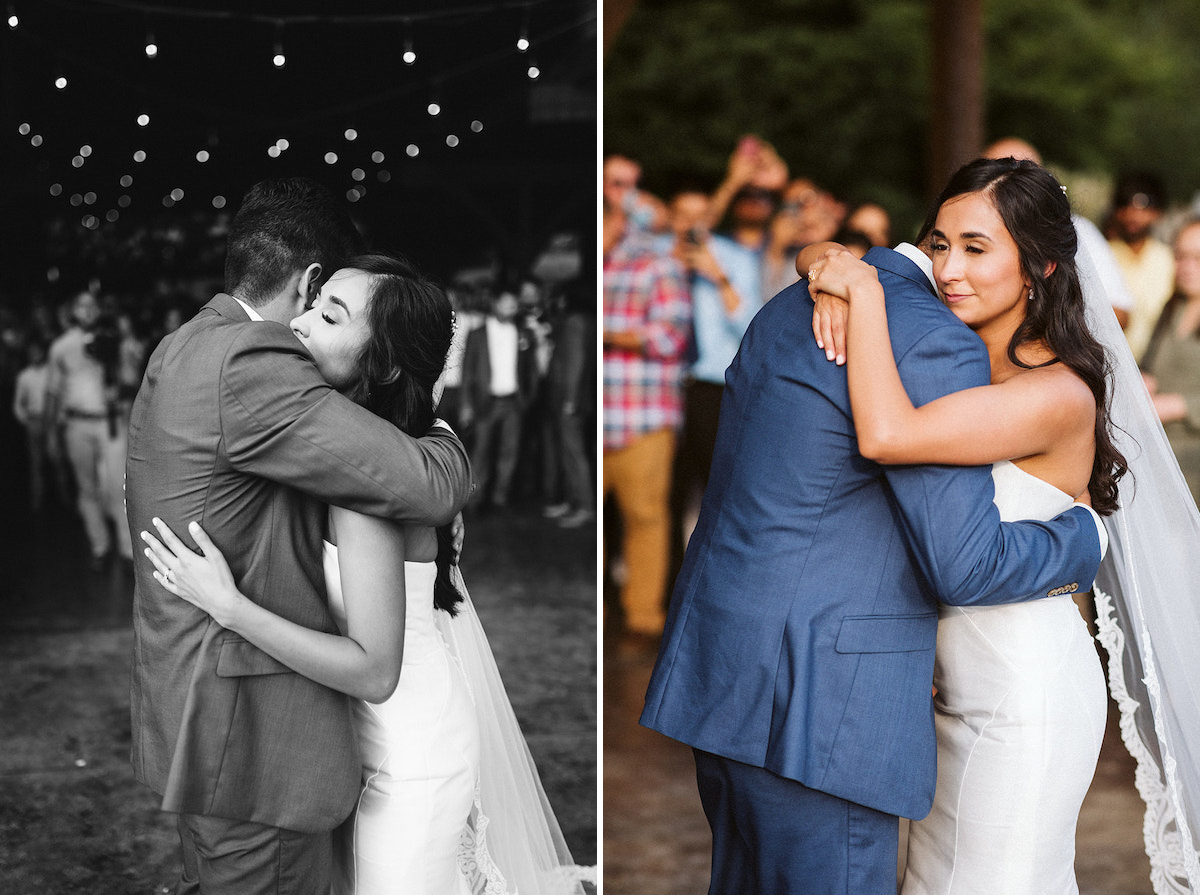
[0, 501, 597, 894]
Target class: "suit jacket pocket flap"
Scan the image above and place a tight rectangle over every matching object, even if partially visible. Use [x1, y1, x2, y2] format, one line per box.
[835, 614, 936, 654]
[215, 638, 293, 677]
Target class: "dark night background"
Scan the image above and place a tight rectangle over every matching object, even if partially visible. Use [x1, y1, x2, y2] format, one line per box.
[0, 0, 597, 300]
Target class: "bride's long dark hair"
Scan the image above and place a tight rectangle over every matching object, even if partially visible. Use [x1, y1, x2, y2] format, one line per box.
[341, 252, 463, 614]
[918, 157, 1128, 515]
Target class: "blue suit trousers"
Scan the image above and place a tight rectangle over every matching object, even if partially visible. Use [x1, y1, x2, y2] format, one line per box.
[694, 749, 899, 895]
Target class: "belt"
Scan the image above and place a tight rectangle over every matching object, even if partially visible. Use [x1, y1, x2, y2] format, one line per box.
[65, 408, 108, 421]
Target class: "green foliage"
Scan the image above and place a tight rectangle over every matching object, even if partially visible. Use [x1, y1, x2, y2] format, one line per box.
[605, 0, 1200, 235]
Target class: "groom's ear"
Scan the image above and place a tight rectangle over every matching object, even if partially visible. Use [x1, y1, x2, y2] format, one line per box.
[299, 262, 323, 302]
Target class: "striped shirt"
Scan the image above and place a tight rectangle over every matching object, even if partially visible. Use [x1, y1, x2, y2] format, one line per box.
[603, 231, 691, 450]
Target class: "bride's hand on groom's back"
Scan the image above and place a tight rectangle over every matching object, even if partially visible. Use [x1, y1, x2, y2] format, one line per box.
[141, 518, 244, 627]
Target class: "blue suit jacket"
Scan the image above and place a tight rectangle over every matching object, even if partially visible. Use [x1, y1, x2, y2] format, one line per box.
[640, 247, 1101, 820]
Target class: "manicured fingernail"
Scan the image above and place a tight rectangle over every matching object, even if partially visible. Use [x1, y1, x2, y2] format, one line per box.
[826, 349, 835, 361]
[189, 521, 199, 530]
[817, 339, 824, 349]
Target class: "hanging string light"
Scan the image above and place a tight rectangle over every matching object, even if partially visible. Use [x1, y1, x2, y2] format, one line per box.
[6, 3, 17, 29]
[402, 18, 417, 65]
[12, 0, 592, 229]
[516, 6, 530, 52]
[272, 21, 286, 69]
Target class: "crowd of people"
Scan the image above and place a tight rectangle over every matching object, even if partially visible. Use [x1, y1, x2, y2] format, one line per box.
[1, 246, 596, 578]
[602, 132, 1200, 651]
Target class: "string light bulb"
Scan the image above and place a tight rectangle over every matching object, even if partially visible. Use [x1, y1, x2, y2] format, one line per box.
[6, 4, 17, 29]
[527, 61, 540, 80]
[145, 29, 158, 59]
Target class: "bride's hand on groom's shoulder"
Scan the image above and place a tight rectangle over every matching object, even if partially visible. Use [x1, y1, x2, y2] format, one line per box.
[141, 518, 244, 627]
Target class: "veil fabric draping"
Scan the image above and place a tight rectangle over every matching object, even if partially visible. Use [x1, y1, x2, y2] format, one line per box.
[436, 565, 595, 895]
[1076, 231, 1200, 893]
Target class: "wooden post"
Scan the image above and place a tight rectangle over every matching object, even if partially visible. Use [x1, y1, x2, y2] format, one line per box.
[928, 0, 985, 196]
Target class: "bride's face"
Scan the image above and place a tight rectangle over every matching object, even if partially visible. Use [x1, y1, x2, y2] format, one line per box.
[930, 190, 1031, 335]
[290, 268, 372, 390]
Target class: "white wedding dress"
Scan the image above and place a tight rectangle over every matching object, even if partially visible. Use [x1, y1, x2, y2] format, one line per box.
[901, 460, 1108, 895]
[324, 544, 479, 895]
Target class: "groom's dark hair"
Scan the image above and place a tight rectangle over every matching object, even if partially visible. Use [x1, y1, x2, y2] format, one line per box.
[224, 178, 365, 307]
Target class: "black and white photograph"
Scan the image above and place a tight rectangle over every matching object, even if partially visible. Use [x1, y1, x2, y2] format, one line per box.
[0, 2, 596, 893]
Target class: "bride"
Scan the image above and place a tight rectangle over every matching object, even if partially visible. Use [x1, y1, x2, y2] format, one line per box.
[805, 157, 1126, 892]
[141, 253, 589, 895]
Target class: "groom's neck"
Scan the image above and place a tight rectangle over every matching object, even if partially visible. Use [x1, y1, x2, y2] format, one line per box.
[231, 292, 298, 326]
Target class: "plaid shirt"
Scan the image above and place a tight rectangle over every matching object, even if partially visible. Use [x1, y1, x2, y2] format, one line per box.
[603, 230, 691, 451]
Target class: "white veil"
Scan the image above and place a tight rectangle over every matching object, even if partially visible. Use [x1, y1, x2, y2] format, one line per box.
[436, 565, 596, 895]
[1076, 232, 1200, 893]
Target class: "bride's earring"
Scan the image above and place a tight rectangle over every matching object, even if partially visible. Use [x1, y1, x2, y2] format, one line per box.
[1028, 287, 1035, 301]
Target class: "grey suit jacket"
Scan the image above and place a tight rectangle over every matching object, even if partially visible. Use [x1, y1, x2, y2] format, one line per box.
[125, 294, 471, 832]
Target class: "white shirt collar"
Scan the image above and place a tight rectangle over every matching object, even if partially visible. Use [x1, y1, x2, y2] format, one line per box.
[233, 297, 264, 322]
[893, 242, 936, 291]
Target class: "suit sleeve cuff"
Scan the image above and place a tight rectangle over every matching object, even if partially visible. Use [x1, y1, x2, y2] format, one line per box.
[1073, 502, 1108, 562]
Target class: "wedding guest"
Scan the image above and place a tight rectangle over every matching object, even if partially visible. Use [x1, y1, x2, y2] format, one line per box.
[46, 290, 114, 568]
[761, 179, 846, 301]
[705, 135, 789, 251]
[1107, 171, 1175, 361]
[845, 201, 892, 248]
[1141, 217, 1200, 506]
[12, 338, 50, 512]
[541, 275, 596, 529]
[116, 311, 148, 403]
[603, 189, 690, 645]
[461, 289, 538, 511]
[604, 154, 667, 234]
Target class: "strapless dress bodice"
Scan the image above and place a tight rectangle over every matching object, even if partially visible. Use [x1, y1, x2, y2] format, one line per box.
[989, 458, 1075, 522]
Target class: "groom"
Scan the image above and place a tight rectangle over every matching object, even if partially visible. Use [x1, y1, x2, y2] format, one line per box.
[125, 178, 472, 894]
[640, 242, 1107, 893]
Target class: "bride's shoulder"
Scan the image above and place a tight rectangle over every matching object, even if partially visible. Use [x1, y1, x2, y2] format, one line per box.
[1008, 362, 1096, 424]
